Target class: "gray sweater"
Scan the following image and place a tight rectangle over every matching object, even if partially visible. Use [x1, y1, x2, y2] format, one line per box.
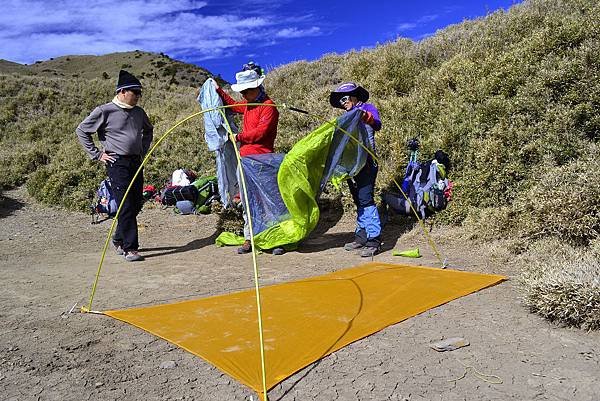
[76, 102, 153, 160]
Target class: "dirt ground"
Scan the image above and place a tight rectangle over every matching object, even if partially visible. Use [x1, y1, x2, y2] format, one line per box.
[1, 187, 598, 401]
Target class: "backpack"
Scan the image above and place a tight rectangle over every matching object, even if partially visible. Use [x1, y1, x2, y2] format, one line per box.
[191, 176, 219, 213]
[384, 150, 452, 219]
[161, 185, 199, 206]
[91, 178, 118, 224]
[420, 160, 450, 213]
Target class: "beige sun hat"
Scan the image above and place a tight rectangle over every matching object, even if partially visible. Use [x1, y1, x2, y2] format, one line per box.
[230, 69, 265, 92]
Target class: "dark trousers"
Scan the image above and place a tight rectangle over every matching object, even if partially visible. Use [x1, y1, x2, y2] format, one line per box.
[107, 156, 144, 252]
[347, 158, 381, 247]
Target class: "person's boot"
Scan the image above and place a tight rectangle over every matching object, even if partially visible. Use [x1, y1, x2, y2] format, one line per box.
[360, 238, 381, 258]
[237, 240, 252, 254]
[344, 241, 365, 251]
[113, 242, 124, 255]
[360, 246, 379, 258]
[271, 247, 285, 255]
[123, 250, 143, 261]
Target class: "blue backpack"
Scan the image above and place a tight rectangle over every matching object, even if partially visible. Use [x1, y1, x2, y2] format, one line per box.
[94, 178, 118, 217]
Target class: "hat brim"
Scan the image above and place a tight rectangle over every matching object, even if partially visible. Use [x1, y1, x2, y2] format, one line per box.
[329, 86, 369, 109]
[116, 84, 143, 91]
[231, 76, 265, 92]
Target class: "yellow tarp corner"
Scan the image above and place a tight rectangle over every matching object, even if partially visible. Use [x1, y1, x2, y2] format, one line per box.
[105, 262, 506, 394]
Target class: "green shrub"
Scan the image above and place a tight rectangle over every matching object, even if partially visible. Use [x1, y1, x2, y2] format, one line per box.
[1, 0, 599, 248]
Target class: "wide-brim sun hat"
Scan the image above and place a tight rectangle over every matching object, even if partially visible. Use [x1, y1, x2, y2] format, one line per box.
[329, 82, 369, 109]
[230, 69, 265, 92]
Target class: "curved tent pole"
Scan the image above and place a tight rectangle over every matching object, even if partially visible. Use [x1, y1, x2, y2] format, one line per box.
[217, 108, 269, 401]
[81, 102, 447, 401]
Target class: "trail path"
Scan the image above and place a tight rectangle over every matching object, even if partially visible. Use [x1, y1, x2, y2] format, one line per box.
[1, 188, 598, 401]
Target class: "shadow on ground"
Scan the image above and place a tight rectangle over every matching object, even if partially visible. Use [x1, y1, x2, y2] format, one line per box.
[0, 194, 25, 219]
[298, 196, 348, 253]
[141, 230, 220, 258]
[380, 215, 417, 253]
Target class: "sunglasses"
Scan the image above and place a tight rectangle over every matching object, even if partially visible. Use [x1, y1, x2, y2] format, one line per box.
[129, 89, 142, 96]
[339, 95, 351, 105]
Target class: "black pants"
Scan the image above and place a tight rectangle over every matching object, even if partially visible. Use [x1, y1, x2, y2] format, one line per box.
[107, 156, 143, 252]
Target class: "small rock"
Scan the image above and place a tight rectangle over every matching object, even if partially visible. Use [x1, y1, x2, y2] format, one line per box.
[94, 382, 104, 388]
[160, 360, 177, 369]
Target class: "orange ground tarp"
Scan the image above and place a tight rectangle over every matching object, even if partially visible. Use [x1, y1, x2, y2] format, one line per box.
[105, 262, 506, 395]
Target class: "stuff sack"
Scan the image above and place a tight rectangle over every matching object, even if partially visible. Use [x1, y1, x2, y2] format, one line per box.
[142, 184, 156, 201]
[95, 178, 118, 217]
[175, 200, 196, 215]
[161, 185, 199, 206]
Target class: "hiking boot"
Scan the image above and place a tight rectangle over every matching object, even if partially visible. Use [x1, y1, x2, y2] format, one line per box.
[360, 246, 380, 258]
[272, 247, 285, 256]
[344, 241, 365, 251]
[113, 242, 124, 256]
[123, 250, 142, 262]
[237, 240, 252, 254]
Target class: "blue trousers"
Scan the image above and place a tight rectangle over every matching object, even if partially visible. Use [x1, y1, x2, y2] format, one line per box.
[347, 159, 381, 247]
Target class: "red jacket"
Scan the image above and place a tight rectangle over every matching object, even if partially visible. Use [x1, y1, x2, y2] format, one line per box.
[217, 88, 279, 157]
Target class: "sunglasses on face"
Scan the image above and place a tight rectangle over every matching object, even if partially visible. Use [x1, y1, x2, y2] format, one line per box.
[129, 89, 142, 96]
[339, 95, 351, 106]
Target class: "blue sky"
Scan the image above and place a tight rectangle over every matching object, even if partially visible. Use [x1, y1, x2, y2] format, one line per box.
[1, 0, 522, 81]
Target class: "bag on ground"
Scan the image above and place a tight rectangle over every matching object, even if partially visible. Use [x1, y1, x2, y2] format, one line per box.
[383, 150, 452, 219]
[94, 178, 118, 217]
[175, 200, 196, 215]
[192, 176, 219, 212]
[161, 185, 199, 206]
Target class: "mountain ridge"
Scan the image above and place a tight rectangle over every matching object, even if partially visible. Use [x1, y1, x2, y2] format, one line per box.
[0, 50, 227, 87]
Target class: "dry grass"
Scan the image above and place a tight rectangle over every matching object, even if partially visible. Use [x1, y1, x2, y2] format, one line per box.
[519, 239, 600, 330]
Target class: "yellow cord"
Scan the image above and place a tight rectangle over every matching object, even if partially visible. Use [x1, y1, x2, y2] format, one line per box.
[218, 108, 269, 401]
[447, 358, 503, 384]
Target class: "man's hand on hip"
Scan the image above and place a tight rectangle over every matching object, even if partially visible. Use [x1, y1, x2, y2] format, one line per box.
[98, 152, 116, 164]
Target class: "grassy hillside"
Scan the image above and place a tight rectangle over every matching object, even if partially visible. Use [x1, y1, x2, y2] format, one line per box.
[0, 73, 215, 209]
[268, 0, 600, 246]
[0, 0, 597, 328]
[1, 51, 224, 88]
[265, 0, 600, 329]
[0, 60, 31, 74]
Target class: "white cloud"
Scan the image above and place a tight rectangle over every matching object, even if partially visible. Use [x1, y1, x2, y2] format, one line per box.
[0, 0, 323, 64]
[417, 14, 439, 23]
[397, 23, 417, 32]
[396, 12, 441, 34]
[275, 27, 321, 39]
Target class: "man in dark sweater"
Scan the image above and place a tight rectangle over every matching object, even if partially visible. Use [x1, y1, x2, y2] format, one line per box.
[76, 70, 153, 262]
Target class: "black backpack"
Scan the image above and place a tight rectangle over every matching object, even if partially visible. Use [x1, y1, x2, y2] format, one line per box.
[161, 185, 199, 206]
